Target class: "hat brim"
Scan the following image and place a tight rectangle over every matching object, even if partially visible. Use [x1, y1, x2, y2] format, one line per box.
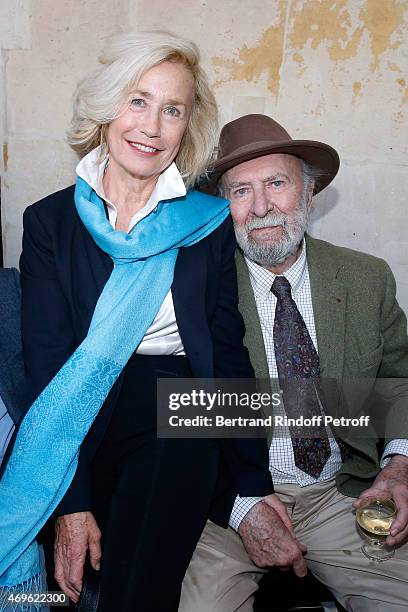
[206, 139, 340, 195]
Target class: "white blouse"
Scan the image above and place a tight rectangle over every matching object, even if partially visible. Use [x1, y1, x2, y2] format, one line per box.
[76, 147, 186, 355]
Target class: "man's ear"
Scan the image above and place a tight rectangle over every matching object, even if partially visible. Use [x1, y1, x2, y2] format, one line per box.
[307, 180, 315, 210]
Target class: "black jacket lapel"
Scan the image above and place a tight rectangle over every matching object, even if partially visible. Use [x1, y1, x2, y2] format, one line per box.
[172, 243, 213, 377]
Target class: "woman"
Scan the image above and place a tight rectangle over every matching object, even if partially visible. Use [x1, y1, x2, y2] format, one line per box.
[0, 31, 272, 611]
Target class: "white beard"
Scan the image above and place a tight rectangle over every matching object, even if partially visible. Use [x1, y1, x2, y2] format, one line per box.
[234, 201, 309, 267]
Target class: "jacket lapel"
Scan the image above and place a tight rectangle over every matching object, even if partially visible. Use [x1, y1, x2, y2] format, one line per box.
[306, 235, 347, 380]
[306, 236, 373, 453]
[235, 250, 269, 379]
[72, 214, 113, 339]
[235, 238, 348, 381]
[78, 217, 113, 296]
[172, 242, 213, 377]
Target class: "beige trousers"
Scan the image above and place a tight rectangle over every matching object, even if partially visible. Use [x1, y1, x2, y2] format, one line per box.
[179, 479, 408, 612]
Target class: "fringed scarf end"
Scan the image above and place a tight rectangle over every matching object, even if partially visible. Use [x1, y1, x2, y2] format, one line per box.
[0, 571, 49, 611]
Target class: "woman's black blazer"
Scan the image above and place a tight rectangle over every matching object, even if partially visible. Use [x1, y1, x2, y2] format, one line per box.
[20, 186, 273, 526]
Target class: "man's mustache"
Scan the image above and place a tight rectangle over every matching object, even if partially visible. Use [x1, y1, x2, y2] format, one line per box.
[245, 213, 288, 231]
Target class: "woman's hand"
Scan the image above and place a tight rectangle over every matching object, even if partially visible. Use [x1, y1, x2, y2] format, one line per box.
[54, 511, 102, 603]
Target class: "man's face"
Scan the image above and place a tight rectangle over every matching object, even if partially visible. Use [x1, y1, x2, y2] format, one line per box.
[223, 153, 312, 269]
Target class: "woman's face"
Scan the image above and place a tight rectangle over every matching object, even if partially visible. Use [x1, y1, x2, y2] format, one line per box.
[106, 61, 194, 183]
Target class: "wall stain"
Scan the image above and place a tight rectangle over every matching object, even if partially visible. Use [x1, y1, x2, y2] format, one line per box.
[211, 1, 286, 94]
[3, 143, 8, 172]
[311, 99, 325, 117]
[389, 62, 402, 73]
[288, 0, 364, 62]
[352, 81, 362, 103]
[288, 0, 404, 68]
[353, 82, 362, 94]
[397, 78, 408, 104]
[359, 0, 405, 70]
[212, 0, 408, 117]
[211, 0, 406, 104]
[292, 51, 306, 77]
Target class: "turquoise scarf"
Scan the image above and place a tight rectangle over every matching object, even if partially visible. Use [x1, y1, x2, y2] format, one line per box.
[0, 177, 229, 588]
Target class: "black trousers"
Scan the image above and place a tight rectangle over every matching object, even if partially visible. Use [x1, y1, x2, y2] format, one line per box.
[90, 355, 219, 612]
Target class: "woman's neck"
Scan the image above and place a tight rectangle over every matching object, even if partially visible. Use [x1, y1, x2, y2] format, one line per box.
[103, 162, 160, 232]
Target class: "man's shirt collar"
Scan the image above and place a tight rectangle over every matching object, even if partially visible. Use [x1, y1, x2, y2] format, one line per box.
[245, 239, 308, 301]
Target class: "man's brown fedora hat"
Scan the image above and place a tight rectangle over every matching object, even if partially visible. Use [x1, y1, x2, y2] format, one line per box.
[209, 114, 340, 194]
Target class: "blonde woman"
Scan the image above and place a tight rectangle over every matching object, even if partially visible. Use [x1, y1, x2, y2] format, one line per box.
[0, 31, 272, 611]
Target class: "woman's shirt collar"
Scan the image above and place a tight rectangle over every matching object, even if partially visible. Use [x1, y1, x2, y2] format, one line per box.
[75, 145, 186, 231]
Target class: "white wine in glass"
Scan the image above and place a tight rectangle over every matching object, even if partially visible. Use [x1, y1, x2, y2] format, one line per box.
[356, 498, 396, 561]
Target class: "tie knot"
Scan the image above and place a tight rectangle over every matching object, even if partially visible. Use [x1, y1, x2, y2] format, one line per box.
[271, 276, 292, 299]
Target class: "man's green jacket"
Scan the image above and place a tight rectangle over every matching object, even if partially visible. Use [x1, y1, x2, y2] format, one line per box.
[236, 234, 408, 497]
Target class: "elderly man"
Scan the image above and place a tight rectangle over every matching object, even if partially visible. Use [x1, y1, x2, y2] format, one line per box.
[180, 114, 408, 611]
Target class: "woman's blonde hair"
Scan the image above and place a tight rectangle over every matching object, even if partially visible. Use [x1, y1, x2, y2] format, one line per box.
[67, 31, 218, 189]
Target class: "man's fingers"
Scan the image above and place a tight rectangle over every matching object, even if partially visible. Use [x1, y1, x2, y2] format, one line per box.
[276, 507, 294, 535]
[297, 540, 308, 554]
[263, 495, 294, 534]
[387, 518, 408, 547]
[239, 501, 307, 572]
[389, 488, 408, 535]
[390, 509, 408, 536]
[386, 530, 408, 548]
[352, 488, 388, 509]
[292, 553, 308, 578]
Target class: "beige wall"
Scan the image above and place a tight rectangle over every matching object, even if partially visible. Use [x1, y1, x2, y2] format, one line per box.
[1, 0, 408, 312]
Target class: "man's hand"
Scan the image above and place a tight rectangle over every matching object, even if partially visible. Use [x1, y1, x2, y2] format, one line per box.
[262, 493, 297, 535]
[353, 455, 408, 548]
[238, 497, 307, 577]
[54, 511, 102, 603]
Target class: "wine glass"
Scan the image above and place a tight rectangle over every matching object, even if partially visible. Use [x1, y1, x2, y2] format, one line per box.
[356, 497, 396, 561]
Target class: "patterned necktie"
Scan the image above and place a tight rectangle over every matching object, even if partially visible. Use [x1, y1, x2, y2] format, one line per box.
[272, 276, 331, 478]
